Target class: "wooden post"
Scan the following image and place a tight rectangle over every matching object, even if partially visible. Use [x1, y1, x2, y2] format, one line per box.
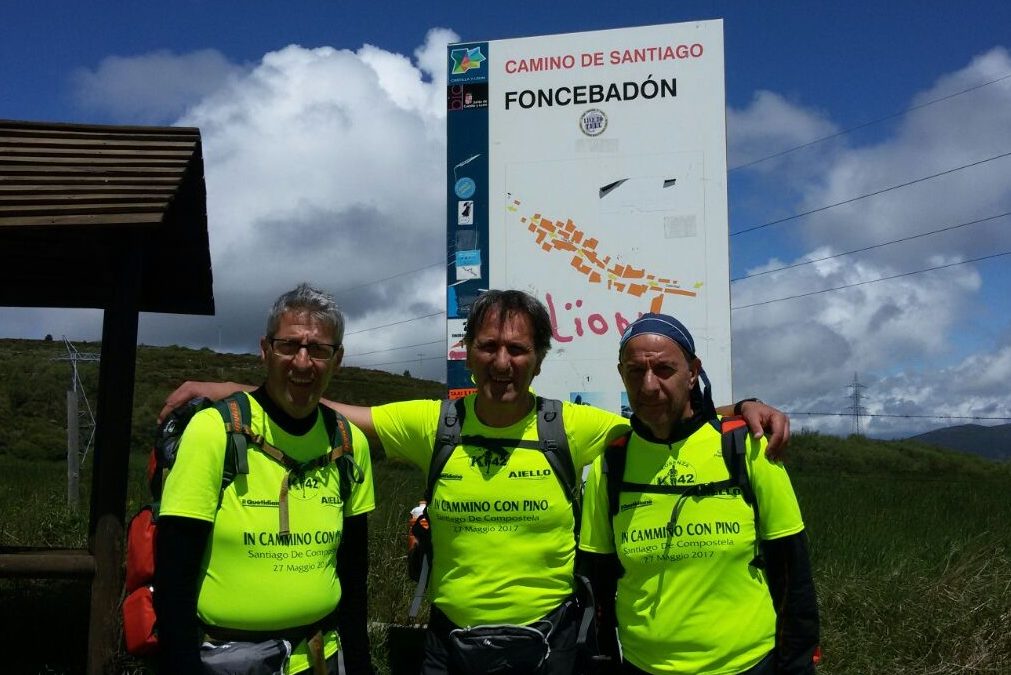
[86, 237, 142, 675]
[67, 388, 80, 510]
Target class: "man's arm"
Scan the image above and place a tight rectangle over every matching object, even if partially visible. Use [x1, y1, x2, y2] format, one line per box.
[161, 383, 787, 454]
[154, 515, 212, 673]
[159, 381, 253, 422]
[575, 550, 622, 674]
[761, 532, 820, 675]
[159, 381, 381, 446]
[336, 513, 375, 674]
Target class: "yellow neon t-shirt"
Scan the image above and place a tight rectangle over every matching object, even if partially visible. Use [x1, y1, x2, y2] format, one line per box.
[160, 394, 375, 674]
[373, 396, 627, 626]
[579, 420, 804, 674]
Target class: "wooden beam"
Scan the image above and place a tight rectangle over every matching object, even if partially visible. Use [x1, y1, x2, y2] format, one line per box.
[0, 201, 172, 215]
[0, 549, 95, 578]
[86, 234, 142, 675]
[0, 135, 196, 150]
[0, 213, 164, 227]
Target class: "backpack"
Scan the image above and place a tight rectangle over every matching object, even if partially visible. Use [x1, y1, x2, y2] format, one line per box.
[121, 394, 358, 657]
[602, 416, 764, 569]
[407, 396, 576, 617]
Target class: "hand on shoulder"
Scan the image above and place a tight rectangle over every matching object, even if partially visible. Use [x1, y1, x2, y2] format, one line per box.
[158, 381, 250, 423]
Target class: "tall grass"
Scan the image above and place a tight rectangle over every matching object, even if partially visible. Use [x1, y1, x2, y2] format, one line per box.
[795, 474, 1011, 674]
[2, 454, 1009, 674]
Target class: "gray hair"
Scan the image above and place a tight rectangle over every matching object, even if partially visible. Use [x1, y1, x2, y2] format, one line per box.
[265, 283, 345, 345]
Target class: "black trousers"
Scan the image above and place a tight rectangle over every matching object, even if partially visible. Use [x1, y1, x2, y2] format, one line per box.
[420, 600, 582, 675]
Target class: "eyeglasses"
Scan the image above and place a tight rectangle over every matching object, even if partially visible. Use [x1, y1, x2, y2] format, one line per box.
[269, 338, 339, 361]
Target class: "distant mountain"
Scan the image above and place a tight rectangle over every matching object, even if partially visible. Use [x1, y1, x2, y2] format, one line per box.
[908, 424, 1011, 461]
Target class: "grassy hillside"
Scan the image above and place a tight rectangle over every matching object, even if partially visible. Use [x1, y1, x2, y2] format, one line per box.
[1, 339, 1008, 674]
[0, 337, 444, 461]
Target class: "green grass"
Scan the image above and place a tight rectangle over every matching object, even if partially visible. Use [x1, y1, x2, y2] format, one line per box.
[1, 340, 1008, 673]
[3, 454, 1009, 674]
[794, 473, 1011, 674]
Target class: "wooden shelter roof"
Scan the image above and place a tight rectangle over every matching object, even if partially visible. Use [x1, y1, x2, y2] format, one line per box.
[0, 118, 214, 315]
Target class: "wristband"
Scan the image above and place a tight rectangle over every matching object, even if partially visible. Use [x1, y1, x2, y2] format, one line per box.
[733, 398, 761, 416]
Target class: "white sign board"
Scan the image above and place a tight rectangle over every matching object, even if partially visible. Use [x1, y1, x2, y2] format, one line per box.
[446, 20, 731, 409]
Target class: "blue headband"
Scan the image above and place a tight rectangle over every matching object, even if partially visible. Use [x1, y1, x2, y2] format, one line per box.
[619, 313, 696, 356]
[619, 313, 711, 403]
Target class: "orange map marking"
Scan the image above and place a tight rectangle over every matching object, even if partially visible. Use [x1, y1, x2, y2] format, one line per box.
[510, 198, 698, 313]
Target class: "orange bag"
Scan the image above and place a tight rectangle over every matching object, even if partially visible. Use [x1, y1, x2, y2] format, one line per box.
[125, 506, 156, 593]
[122, 585, 158, 656]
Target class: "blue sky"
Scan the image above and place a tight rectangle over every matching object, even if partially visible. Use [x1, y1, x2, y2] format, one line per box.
[3, 1, 1010, 437]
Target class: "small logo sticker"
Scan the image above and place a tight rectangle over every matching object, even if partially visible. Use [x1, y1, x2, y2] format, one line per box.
[579, 109, 607, 136]
[455, 177, 476, 199]
[458, 200, 474, 225]
[450, 47, 486, 75]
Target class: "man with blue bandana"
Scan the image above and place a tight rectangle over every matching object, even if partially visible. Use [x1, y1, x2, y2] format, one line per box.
[579, 313, 819, 675]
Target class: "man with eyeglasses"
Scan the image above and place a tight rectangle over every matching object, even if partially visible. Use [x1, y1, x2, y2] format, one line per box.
[155, 283, 376, 674]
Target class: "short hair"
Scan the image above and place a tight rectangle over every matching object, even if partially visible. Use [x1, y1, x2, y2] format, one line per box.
[463, 289, 553, 359]
[265, 283, 345, 345]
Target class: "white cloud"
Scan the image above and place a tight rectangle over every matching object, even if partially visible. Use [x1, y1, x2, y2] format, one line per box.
[796, 47, 1011, 263]
[729, 48, 1011, 437]
[71, 49, 246, 124]
[726, 90, 838, 172]
[169, 31, 456, 380]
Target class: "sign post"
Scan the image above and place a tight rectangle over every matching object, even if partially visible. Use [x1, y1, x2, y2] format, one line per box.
[446, 21, 731, 409]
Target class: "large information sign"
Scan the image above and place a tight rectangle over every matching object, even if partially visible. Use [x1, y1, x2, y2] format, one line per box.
[446, 20, 731, 410]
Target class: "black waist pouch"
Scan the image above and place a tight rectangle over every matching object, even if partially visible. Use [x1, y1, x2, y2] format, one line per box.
[199, 638, 292, 675]
[447, 622, 551, 674]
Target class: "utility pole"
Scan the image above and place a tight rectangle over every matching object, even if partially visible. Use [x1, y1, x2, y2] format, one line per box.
[846, 372, 868, 435]
[53, 337, 100, 510]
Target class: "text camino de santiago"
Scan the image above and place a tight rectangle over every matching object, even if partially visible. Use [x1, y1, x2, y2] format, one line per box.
[504, 42, 705, 74]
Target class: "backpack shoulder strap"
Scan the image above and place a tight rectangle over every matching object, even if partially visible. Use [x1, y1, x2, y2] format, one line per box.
[427, 398, 465, 502]
[721, 416, 763, 567]
[534, 397, 579, 529]
[319, 404, 359, 505]
[720, 416, 755, 506]
[319, 404, 353, 454]
[535, 397, 575, 499]
[602, 431, 632, 519]
[213, 393, 252, 491]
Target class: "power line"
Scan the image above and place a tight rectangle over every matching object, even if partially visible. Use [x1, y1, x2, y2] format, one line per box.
[729, 72, 1011, 172]
[344, 310, 445, 335]
[785, 411, 1011, 422]
[730, 150, 1011, 237]
[344, 338, 442, 358]
[731, 211, 1011, 282]
[346, 353, 446, 369]
[732, 249, 1011, 310]
[331, 262, 442, 296]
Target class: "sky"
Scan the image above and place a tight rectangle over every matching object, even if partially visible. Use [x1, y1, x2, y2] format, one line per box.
[2, 1, 1010, 438]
